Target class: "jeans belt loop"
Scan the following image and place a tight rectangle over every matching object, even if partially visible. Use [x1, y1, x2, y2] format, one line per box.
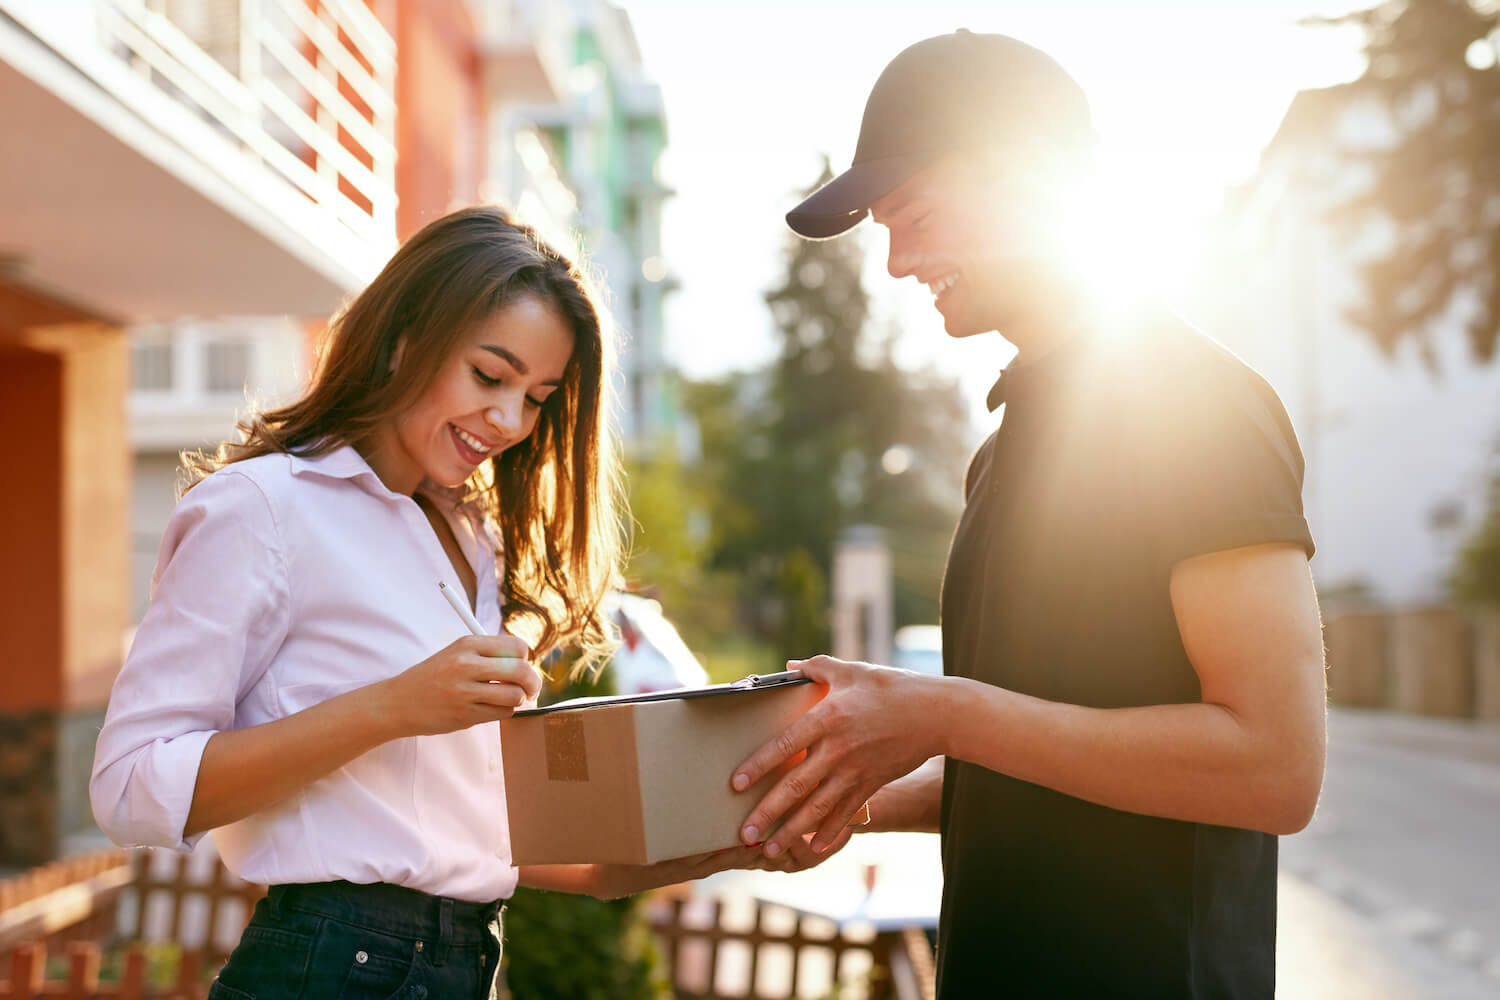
[434, 896, 453, 967]
[265, 885, 286, 920]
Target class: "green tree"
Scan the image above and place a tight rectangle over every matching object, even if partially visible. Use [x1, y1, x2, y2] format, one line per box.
[1311, 3, 1500, 605]
[686, 164, 973, 660]
[1312, 0, 1500, 362]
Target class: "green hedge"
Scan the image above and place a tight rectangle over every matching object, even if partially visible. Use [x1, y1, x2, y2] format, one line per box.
[501, 888, 666, 999]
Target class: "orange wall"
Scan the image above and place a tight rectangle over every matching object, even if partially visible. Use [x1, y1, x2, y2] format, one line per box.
[0, 281, 125, 714]
[59, 327, 130, 710]
[0, 347, 65, 713]
[389, 0, 487, 239]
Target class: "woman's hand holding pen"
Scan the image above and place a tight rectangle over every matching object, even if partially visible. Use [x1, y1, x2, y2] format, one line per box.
[379, 634, 542, 737]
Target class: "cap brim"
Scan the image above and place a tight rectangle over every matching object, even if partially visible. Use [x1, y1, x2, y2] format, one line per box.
[785, 154, 929, 239]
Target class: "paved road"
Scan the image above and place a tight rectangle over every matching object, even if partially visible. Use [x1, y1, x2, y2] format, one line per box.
[1278, 708, 1500, 999]
[711, 708, 1500, 998]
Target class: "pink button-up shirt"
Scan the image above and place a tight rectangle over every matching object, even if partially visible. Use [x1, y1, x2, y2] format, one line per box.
[90, 445, 520, 902]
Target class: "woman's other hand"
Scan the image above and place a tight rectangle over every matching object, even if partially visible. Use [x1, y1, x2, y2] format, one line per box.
[581, 825, 859, 899]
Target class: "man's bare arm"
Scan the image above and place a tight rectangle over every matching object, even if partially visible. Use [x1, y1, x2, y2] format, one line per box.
[734, 543, 1327, 856]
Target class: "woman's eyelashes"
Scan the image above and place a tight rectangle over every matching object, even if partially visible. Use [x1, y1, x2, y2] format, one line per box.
[472, 367, 548, 408]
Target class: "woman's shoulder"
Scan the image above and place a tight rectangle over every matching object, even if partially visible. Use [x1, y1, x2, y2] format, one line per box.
[176, 453, 305, 524]
[190, 452, 296, 496]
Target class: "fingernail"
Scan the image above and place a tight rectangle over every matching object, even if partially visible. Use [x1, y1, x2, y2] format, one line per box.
[742, 825, 758, 844]
[764, 842, 781, 858]
[812, 839, 829, 854]
[732, 773, 749, 792]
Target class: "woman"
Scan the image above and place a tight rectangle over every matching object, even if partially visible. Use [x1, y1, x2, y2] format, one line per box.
[91, 207, 844, 999]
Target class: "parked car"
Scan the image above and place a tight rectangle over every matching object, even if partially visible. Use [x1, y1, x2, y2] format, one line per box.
[604, 591, 710, 694]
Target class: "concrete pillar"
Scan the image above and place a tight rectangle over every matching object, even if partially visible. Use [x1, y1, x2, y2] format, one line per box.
[1322, 611, 1389, 708]
[1473, 612, 1500, 723]
[1389, 606, 1473, 719]
[0, 321, 129, 864]
[831, 525, 892, 666]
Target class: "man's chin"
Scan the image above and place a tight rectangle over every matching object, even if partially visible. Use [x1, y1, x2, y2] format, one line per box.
[939, 307, 992, 339]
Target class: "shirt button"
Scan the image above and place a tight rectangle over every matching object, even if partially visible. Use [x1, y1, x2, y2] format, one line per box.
[415, 941, 424, 953]
[355, 951, 368, 964]
[488, 757, 499, 773]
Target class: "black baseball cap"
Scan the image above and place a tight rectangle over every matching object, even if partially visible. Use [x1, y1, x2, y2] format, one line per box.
[786, 31, 1095, 240]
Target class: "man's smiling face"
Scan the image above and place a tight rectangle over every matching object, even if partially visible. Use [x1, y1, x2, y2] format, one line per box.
[870, 154, 1074, 340]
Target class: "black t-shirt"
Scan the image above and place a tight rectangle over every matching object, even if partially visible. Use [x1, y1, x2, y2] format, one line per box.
[935, 309, 1315, 999]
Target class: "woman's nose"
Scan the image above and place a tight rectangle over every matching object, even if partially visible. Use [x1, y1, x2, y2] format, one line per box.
[485, 405, 518, 436]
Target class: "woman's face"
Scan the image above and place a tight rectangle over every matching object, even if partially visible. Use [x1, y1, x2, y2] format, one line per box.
[378, 294, 576, 494]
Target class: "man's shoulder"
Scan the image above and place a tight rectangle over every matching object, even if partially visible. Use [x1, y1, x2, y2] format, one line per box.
[1094, 307, 1289, 424]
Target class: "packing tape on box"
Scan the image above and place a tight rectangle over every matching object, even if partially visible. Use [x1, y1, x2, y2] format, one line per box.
[544, 713, 589, 781]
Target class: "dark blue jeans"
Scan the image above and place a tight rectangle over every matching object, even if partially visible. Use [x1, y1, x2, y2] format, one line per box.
[208, 881, 505, 1000]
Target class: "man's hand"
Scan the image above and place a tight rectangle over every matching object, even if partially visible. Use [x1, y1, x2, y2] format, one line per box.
[732, 656, 943, 861]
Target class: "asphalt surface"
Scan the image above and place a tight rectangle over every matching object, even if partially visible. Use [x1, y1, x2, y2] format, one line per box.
[1277, 708, 1500, 999]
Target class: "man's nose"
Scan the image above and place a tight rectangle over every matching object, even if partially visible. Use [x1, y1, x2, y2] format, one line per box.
[887, 239, 918, 280]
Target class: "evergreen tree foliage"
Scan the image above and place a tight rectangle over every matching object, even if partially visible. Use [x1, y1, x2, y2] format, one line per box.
[686, 163, 973, 660]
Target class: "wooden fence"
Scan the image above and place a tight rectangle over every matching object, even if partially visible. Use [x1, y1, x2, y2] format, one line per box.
[646, 895, 935, 1000]
[0, 850, 934, 1000]
[1325, 605, 1500, 720]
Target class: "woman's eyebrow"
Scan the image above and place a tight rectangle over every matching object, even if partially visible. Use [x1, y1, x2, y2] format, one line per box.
[478, 344, 562, 387]
[479, 344, 528, 374]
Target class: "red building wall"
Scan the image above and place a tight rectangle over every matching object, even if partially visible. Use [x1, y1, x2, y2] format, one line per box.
[384, 0, 488, 240]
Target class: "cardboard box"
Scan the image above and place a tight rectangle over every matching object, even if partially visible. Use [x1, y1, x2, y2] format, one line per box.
[500, 678, 824, 865]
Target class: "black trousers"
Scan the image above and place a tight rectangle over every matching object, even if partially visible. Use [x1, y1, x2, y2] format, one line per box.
[209, 881, 505, 1000]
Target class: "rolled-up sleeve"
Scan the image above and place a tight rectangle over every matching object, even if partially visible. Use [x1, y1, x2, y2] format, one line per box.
[91, 470, 289, 850]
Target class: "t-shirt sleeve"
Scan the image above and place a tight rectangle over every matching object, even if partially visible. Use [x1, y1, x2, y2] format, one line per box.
[1130, 362, 1315, 571]
[89, 469, 291, 851]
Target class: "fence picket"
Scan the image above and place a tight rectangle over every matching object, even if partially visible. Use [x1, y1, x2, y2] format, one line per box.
[66, 941, 100, 997]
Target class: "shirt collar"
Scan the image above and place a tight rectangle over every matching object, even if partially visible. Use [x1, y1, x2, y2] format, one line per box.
[986, 330, 1097, 413]
[287, 442, 390, 488]
[287, 442, 489, 520]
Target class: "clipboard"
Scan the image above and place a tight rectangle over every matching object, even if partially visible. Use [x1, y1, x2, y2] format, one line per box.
[513, 670, 812, 717]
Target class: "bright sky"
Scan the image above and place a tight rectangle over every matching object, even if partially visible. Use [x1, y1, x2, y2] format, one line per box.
[622, 0, 1372, 426]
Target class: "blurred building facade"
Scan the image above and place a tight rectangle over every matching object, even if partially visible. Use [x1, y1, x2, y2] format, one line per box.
[1, 0, 676, 866]
[481, 0, 679, 447]
[1200, 86, 1500, 607]
[0, 0, 396, 866]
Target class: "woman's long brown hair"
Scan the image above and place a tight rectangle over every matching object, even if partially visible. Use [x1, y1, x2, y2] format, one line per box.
[183, 206, 625, 665]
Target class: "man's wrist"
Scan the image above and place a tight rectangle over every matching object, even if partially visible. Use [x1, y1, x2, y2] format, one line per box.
[910, 671, 959, 759]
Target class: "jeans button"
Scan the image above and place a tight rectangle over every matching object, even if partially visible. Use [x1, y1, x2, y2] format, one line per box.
[355, 950, 368, 964]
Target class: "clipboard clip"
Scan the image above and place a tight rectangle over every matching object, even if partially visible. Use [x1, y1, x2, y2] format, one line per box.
[733, 670, 804, 689]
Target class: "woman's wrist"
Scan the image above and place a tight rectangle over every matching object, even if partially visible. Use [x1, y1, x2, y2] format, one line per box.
[353, 678, 411, 743]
